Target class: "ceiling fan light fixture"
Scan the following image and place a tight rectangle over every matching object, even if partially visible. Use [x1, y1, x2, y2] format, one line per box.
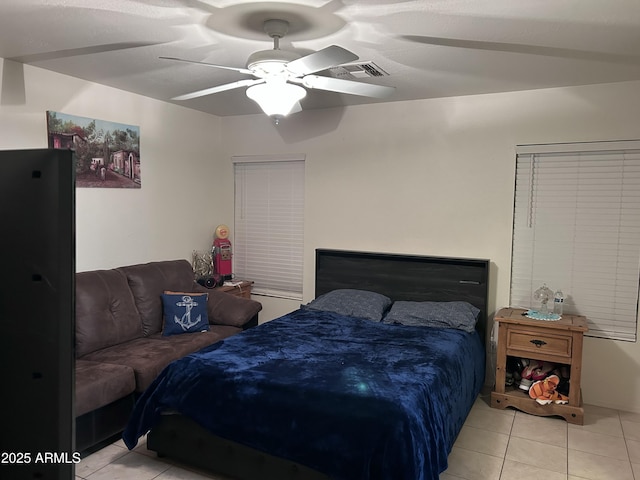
[246, 81, 306, 117]
[247, 50, 300, 77]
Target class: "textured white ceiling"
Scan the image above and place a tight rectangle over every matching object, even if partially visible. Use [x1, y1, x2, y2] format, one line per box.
[1, 0, 639, 116]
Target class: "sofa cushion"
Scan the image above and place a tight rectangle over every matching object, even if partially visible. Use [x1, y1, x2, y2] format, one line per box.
[75, 360, 136, 417]
[81, 337, 188, 392]
[76, 269, 144, 358]
[119, 260, 197, 336]
[192, 283, 263, 327]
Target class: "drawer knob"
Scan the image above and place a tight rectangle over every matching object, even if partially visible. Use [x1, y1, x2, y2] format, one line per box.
[530, 339, 547, 348]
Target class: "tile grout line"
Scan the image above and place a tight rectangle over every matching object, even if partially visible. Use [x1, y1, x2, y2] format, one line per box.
[497, 408, 517, 480]
[621, 412, 637, 480]
[565, 417, 569, 480]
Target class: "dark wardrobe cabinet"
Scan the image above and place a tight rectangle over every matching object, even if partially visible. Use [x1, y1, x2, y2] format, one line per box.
[0, 149, 75, 479]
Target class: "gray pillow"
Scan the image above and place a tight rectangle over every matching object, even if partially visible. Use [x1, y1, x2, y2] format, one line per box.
[382, 301, 480, 332]
[305, 289, 392, 322]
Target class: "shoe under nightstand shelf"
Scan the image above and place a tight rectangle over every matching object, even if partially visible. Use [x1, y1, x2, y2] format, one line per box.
[490, 307, 588, 425]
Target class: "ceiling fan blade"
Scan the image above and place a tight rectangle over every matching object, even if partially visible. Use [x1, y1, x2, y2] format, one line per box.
[286, 45, 359, 76]
[298, 75, 395, 98]
[400, 35, 640, 65]
[160, 56, 253, 75]
[10, 42, 157, 63]
[172, 79, 264, 101]
[290, 102, 303, 114]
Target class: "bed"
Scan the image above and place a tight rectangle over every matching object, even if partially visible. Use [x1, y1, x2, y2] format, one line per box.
[123, 249, 489, 480]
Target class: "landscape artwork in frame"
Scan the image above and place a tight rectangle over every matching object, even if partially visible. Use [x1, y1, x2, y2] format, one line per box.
[46, 111, 141, 188]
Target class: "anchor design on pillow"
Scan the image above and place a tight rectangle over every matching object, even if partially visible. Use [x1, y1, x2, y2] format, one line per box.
[174, 295, 202, 331]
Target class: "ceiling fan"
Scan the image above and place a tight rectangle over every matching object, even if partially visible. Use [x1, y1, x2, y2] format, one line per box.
[161, 19, 395, 118]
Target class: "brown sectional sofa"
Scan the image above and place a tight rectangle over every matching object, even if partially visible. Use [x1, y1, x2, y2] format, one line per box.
[74, 259, 262, 452]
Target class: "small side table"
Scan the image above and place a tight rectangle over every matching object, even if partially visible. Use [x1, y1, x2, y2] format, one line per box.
[490, 307, 588, 424]
[215, 280, 253, 300]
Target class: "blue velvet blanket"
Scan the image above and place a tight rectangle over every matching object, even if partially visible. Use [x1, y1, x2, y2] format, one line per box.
[123, 308, 485, 480]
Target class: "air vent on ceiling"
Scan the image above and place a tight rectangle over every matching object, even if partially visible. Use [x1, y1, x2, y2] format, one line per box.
[329, 62, 389, 80]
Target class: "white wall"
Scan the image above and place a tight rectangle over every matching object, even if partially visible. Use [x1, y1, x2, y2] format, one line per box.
[0, 59, 226, 271]
[219, 80, 640, 413]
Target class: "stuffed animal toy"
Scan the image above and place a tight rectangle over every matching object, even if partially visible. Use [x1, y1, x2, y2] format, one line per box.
[528, 374, 569, 405]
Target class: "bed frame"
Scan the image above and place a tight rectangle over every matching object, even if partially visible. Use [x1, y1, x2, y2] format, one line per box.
[146, 249, 489, 479]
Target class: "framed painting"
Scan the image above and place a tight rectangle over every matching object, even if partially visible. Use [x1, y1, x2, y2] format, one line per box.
[47, 111, 141, 188]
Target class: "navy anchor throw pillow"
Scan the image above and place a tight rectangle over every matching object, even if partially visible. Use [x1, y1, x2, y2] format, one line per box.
[161, 292, 210, 336]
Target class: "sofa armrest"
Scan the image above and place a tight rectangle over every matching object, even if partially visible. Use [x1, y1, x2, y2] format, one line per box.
[192, 283, 262, 328]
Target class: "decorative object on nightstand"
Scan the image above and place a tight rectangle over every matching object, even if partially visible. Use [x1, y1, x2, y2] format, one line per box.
[192, 250, 224, 288]
[191, 250, 213, 278]
[533, 284, 554, 313]
[526, 284, 561, 320]
[213, 224, 233, 281]
[490, 307, 588, 424]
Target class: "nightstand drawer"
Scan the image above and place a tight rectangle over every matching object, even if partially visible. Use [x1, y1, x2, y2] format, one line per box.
[506, 328, 572, 358]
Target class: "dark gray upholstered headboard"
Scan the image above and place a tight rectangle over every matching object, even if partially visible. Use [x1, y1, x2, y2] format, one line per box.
[315, 249, 490, 342]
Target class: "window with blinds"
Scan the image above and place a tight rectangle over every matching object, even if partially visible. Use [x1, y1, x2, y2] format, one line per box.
[232, 154, 305, 300]
[511, 141, 640, 341]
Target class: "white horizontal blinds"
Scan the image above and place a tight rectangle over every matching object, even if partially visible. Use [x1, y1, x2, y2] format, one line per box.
[511, 142, 640, 341]
[233, 158, 305, 300]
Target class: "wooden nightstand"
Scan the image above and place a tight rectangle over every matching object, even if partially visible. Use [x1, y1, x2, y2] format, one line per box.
[215, 280, 253, 300]
[490, 307, 588, 424]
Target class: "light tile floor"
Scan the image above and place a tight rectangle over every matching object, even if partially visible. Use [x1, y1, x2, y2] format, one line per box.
[76, 394, 640, 480]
